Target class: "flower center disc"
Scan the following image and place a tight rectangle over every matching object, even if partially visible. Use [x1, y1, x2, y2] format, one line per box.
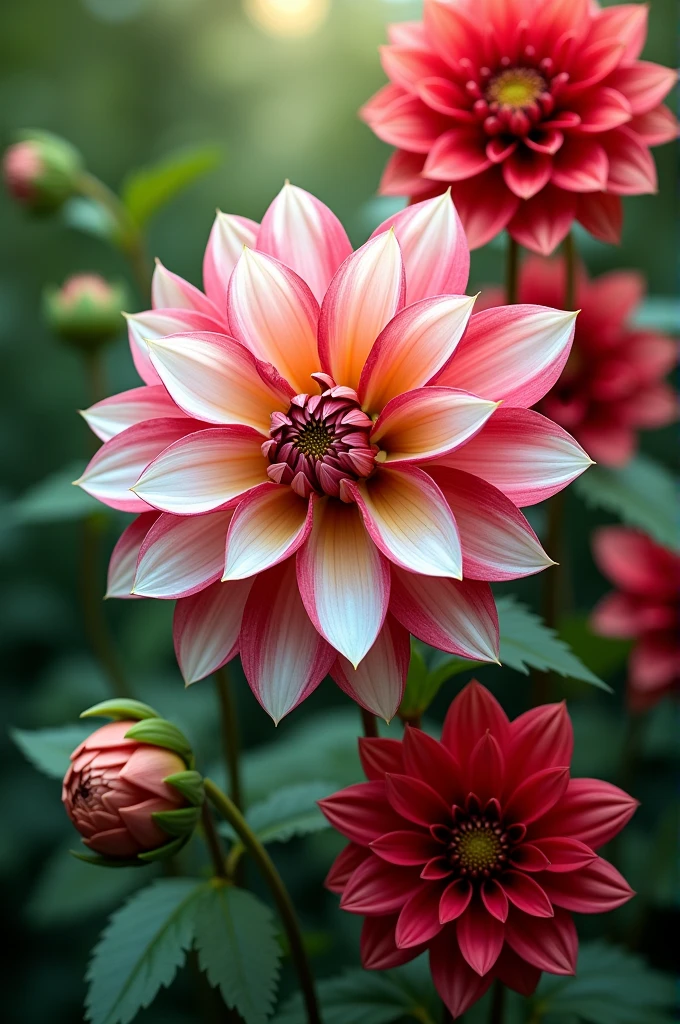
[449, 820, 507, 877]
[487, 67, 546, 109]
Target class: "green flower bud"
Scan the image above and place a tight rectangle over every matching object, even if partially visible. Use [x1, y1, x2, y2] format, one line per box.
[43, 273, 128, 350]
[3, 130, 83, 215]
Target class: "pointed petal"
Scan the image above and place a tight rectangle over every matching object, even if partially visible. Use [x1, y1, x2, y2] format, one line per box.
[494, 946, 541, 998]
[541, 857, 634, 912]
[551, 138, 609, 192]
[440, 879, 473, 923]
[77, 418, 198, 513]
[507, 702, 574, 783]
[297, 499, 390, 666]
[239, 558, 335, 722]
[385, 773, 451, 827]
[318, 781, 404, 846]
[126, 308, 225, 386]
[350, 465, 462, 578]
[148, 331, 288, 431]
[133, 510, 233, 599]
[604, 126, 657, 195]
[508, 185, 577, 256]
[504, 767, 570, 826]
[361, 914, 425, 970]
[502, 871, 553, 917]
[370, 829, 440, 867]
[256, 183, 352, 304]
[223, 484, 313, 581]
[430, 935, 493, 1018]
[457, 899, 504, 975]
[331, 614, 410, 721]
[396, 884, 445, 948]
[502, 148, 553, 200]
[318, 231, 405, 391]
[106, 513, 159, 598]
[576, 192, 622, 245]
[429, 467, 554, 581]
[423, 127, 492, 182]
[173, 578, 252, 684]
[588, 2, 649, 61]
[228, 248, 320, 394]
[441, 680, 509, 762]
[369, 192, 470, 303]
[505, 906, 577, 974]
[592, 526, 676, 596]
[132, 426, 268, 514]
[534, 778, 638, 849]
[363, 92, 449, 154]
[390, 569, 500, 663]
[433, 407, 592, 507]
[481, 879, 508, 922]
[467, 732, 505, 804]
[450, 166, 520, 250]
[325, 843, 369, 894]
[340, 857, 421, 915]
[358, 737, 405, 781]
[530, 837, 598, 874]
[439, 305, 577, 407]
[203, 211, 258, 312]
[571, 87, 632, 133]
[378, 149, 432, 197]
[358, 295, 476, 413]
[607, 62, 677, 117]
[402, 726, 463, 806]
[628, 106, 679, 146]
[81, 385, 187, 442]
[152, 261, 221, 319]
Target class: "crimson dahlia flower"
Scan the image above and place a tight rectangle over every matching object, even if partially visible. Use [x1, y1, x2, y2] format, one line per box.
[591, 527, 680, 710]
[481, 257, 678, 465]
[77, 185, 591, 722]
[362, 0, 678, 254]
[320, 681, 637, 1018]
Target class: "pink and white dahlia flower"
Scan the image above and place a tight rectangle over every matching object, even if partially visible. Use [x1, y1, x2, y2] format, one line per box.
[78, 184, 591, 722]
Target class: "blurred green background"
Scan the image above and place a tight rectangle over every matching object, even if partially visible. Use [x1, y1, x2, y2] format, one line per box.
[1, 1, 677, 1022]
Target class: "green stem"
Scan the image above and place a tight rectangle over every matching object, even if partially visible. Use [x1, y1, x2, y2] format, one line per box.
[201, 802, 228, 879]
[76, 171, 151, 297]
[489, 980, 506, 1024]
[505, 235, 520, 304]
[360, 707, 378, 738]
[204, 779, 322, 1024]
[214, 666, 243, 811]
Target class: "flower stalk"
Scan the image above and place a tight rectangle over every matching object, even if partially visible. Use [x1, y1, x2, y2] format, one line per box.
[505, 235, 520, 305]
[489, 980, 506, 1024]
[204, 778, 322, 1024]
[76, 170, 151, 296]
[360, 707, 379, 738]
[214, 666, 243, 811]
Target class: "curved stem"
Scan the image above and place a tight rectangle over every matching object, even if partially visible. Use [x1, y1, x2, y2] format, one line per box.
[505, 235, 520, 304]
[201, 802, 228, 879]
[214, 666, 243, 811]
[489, 980, 506, 1024]
[76, 171, 151, 297]
[204, 779, 322, 1024]
[360, 707, 378, 738]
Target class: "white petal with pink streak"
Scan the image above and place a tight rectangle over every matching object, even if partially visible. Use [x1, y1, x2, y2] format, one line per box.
[223, 484, 313, 581]
[106, 513, 158, 598]
[151, 260, 222, 319]
[174, 578, 253, 684]
[332, 614, 410, 721]
[81, 385, 187, 442]
[133, 510, 233, 598]
[203, 212, 259, 313]
[126, 308, 226, 386]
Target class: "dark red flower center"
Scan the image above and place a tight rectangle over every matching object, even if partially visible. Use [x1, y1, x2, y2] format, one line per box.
[431, 794, 526, 883]
[262, 374, 376, 499]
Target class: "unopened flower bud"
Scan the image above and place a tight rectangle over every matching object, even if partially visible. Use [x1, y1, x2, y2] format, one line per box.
[63, 699, 203, 866]
[44, 274, 128, 350]
[3, 131, 83, 214]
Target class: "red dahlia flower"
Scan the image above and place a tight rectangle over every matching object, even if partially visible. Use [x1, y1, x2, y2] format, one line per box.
[320, 681, 637, 1018]
[481, 257, 678, 466]
[591, 527, 680, 710]
[362, 0, 678, 254]
[77, 185, 592, 722]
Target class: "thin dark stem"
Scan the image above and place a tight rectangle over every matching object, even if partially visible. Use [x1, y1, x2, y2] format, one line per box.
[201, 802, 228, 879]
[205, 779, 322, 1024]
[441, 1005, 453, 1024]
[76, 171, 151, 297]
[563, 230, 577, 310]
[360, 707, 378, 738]
[489, 980, 506, 1024]
[214, 666, 243, 811]
[505, 235, 520, 304]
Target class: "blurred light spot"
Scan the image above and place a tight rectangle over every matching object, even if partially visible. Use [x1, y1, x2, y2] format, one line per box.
[83, 0, 147, 22]
[244, 0, 331, 38]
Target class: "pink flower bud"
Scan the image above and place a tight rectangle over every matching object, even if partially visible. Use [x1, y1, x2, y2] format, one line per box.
[62, 721, 188, 859]
[44, 273, 128, 349]
[3, 141, 44, 202]
[3, 131, 82, 214]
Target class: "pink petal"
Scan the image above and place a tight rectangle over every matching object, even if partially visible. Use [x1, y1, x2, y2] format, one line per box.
[331, 613, 410, 721]
[607, 62, 678, 117]
[508, 185, 577, 256]
[152, 260, 222, 319]
[572, 84, 633, 134]
[590, 591, 641, 639]
[423, 127, 491, 182]
[358, 737, 404, 781]
[371, 387, 499, 465]
[430, 933, 494, 1018]
[297, 499, 390, 667]
[440, 878, 473, 923]
[228, 248, 320, 395]
[385, 773, 452, 828]
[442, 679, 509, 761]
[77, 418, 199, 513]
[530, 837, 598, 874]
[604, 126, 657, 195]
[450, 166, 520, 250]
[509, 844, 551, 874]
[106, 513, 158, 598]
[396, 884, 445, 947]
[370, 829, 440, 867]
[429, 467, 554, 581]
[551, 137, 609, 192]
[594, 526, 680, 597]
[173, 578, 252, 684]
[340, 856, 421, 915]
[325, 842, 369, 894]
[126, 308, 226, 386]
[506, 703, 574, 784]
[467, 732, 505, 804]
[417, 76, 472, 118]
[379, 42, 452, 92]
[402, 726, 463, 806]
[369, 192, 470, 303]
[378, 149, 433, 198]
[133, 510, 232, 599]
[534, 777, 638, 849]
[318, 231, 405, 392]
[85, 828, 140, 858]
[239, 559, 335, 722]
[502, 149, 552, 200]
[504, 767, 570, 826]
[502, 871, 553, 918]
[481, 879, 508, 923]
[81, 386, 187, 443]
[119, 745, 186, 800]
[588, 3, 648, 62]
[148, 330, 289, 431]
[390, 568, 500, 663]
[541, 857, 634, 912]
[629, 106, 679, 146]
[350, 465, 462, 578]
[132, 425, 268, 514]
[318, 781, 404, 846]
[119, 796, 174, 849]
[576, 192, 623, 245]
[457, 898, 504, 976]
[629, 634, 680, 694]
[358, 294, 476, 412]
[256, 183, 352, 304]
[363, 92, 449, 154]
[203, 212, 258, 313]
[505, 905, 577, 975]
[361, 914, 425, 970]
[223, 484, 313, 581]
[439, 304, 577, 407]
[423, 0, 483, 69]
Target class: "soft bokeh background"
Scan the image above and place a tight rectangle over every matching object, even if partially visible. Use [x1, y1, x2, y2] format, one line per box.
[1, 1, 677, 1021]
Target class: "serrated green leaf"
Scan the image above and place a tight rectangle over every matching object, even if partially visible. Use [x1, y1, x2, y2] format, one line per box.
[10, 462, 103, 524]
[85, 877, 203, 1024]
[11, 724, 91, 778]
[244, 781, 335, 845]
[193, 882, 281, 1024]
[575, 455, 680, 553]
[122, 144, 221, 225]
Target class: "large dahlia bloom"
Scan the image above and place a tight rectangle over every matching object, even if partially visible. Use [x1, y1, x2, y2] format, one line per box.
[362, 0, 678, 254]
[320, 682, 637, 1019]
[77, 185, 591, 722]
[481, 257, 678, 465]
[591, 527, 680, 711]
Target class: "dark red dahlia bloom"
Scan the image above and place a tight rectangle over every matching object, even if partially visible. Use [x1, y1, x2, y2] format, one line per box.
[319, 681, 637, 1019]
[591, 527, 680, 711]
[481, 257, 678, 466]
[361, 0, 678, 254]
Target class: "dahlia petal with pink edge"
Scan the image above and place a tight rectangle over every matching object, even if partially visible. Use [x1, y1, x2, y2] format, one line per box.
[430, 937, 494, 1018]
[331, 613, 410, 721]
[629, 106, 679, 146]
[506, 703, 574, 783]
[530, 837, 598, 874]
[126, 308, 226, 386]
[505, 906, 577, 975]
[151, 260, 222, 320]
[509, 187, 577, 256]
[385, 774, 451, 828]
[396, 884, 445, 947]
[358, 737, 404, 781]
[318, 782, 405, 846]
[570, 88, 632, 134]
[132, 510, 233, 599]
[441, 681, 510, 761]
[588, 3, 648, 62]
[449, 169, 520, 250]
[604, 126, 658, 195]
[370, 830, 440, 867]
[457, 899, 504, 975]
[502, 870, 553, 917]
[202, 211, 259, 313]
[106, 513, 158, 598]
[173, 578, 253, 684]
[534, 777, 639, 849]
[541, 857, 634, 912]
[402, 727, 462, 804]
[81, 386, 188, 442]
[576, 192, 623, 244]
[607, 63, 678, 117]
[379, 150, 433, 197]
[223, 484, 314, 581]
[551, 138, 609, 192]
[340, 857, 420, 915]
[364, 93, 449, 154]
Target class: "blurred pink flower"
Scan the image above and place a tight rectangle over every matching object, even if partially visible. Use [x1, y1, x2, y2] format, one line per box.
[361, 0, 678, 254]
[78, 185, 592, 722]
[320, 681, 637, 1019]
[62, 721, 187, 858]
[481, 257, 678, 466]
[3, 141, 43, 202]
[591, 527, 680, 710]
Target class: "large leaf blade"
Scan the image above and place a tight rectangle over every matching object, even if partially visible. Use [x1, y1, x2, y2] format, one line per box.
[11, 724, 91, 778]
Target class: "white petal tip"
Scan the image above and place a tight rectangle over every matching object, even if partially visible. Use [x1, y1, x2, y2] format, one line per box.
[72, 478, 83, 487]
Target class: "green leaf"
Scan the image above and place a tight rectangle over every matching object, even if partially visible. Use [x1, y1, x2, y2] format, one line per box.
[497, 597, 610, 690]
[10, 462, 102, 524]
[62, 196, 118, 242]
[124, 718, 193, 765]
[81, 698, 160, 722]
[193, 882, 281, 1024]
[222, 781, 335, 846]
[85, 877, 203, 1024]
[11, 724, 91, 778]
[122, 144, 222, 226]
[575, 455, 680, 553]
[533, 941, 676, 1023]
[277, 958, 439, 1024]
